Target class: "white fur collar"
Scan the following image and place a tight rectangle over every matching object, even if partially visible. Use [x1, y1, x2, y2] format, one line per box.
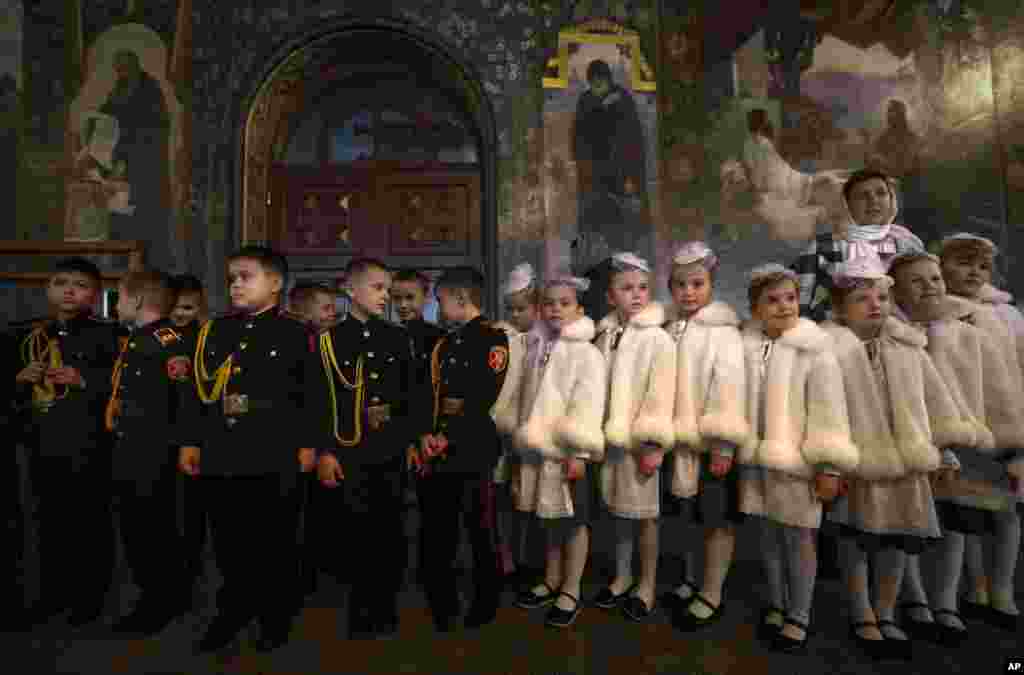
[940, 294, 977, 321]
[665, 300, 739, 328]
[824, 317, 926, 351]
[977, 283, 1014, 306]
[598, 302, 666, 332]
[742, 317, 829, 352]
[556, 316, 595, 342]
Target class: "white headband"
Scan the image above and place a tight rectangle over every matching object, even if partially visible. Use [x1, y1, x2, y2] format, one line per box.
[503, 262, 536, 296]
[747, 263, 797, 287]
[939, 232, 998, 256]
[545, 271, 591, 293]
[610, 251, 651, 274]
[672, 241, 718, 269]
[830, 255, 894, 290]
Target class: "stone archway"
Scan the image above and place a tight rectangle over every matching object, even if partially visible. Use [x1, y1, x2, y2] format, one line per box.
[233, 17, 500, 309]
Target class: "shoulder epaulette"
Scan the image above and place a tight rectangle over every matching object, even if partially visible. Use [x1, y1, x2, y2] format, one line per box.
[153, 326, 182, 346]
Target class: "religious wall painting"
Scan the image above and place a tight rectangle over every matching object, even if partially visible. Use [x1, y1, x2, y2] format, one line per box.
[66, 22, 185, 242]
[0, 0, 21, 128]
[541, 19, 658, 304]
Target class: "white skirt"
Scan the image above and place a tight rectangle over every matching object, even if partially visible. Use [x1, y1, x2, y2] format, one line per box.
[739, 465, 821, 529]
[601, 446, 661, 519]
[828, 473, 942, 540]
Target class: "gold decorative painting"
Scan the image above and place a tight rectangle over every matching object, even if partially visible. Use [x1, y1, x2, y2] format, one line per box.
[389, 185, 470, 255]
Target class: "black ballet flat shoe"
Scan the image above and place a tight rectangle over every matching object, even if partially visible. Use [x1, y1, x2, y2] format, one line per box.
[673, 593, 724, 632]
[985, 607, 1022, 632]
[931, 609, 969, 647]
[67, 603, 105, 628]
[196, 614, 245, 654]
[621, 594, 655, 622]
[515, 582, 557, 610]
[661, 580, 698, 615]
[757, 606, 784, 644]
[593, 582, 637, 610]
[877, 620, 913, 660]
[464, 603, 498, 630]
[959, 598, 990, 620]
[253, 624, 291, 653]
[849, 621, 889, 660]
[544, 592, 582, 629]
[897, 602, 936, 642]
[771, 617, 810, 654]
[111, 603, 179, 637]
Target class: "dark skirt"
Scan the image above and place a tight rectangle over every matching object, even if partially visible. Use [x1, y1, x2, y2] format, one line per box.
[663, 456, 744, 528]
[936, 501, 999, 535]
[835, 525, 941, 555]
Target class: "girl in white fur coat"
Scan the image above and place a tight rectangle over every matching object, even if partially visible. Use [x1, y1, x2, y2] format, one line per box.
[511, 271, 607, 628]
[738, 264, 859, 652]
[890, 250, 1024, 646]
[938, 234, 1024, 633]
[493, 263, 541, 580]
[822, 254, 974, 659]
[592, 252, 677, 622]
[659, 242, 750, 631]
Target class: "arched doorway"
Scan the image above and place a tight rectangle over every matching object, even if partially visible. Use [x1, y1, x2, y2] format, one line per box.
[234, 21, 498, 311]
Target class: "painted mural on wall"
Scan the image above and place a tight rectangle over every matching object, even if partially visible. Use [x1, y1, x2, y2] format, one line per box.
[675, 2, 1010, 313]
[0, 0, 21, 241]
[67, 22, 183, 242]
[540, 19, 659, 317]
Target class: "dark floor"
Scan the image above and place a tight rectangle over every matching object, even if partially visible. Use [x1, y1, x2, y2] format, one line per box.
[4, 503, 1023, 675]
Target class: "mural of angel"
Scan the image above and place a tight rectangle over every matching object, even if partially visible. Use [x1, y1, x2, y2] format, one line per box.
[722, 107, 849, 241]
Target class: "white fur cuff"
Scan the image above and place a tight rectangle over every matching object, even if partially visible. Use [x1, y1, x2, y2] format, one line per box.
[698, 412, 750, 448]
[801, 433, 860, 475]
[674, 415, 701, 448]
[631, 413, 676, 452]
[931, 419, 976, 452]
[553, 415, 605, 461]
[516, 419, 556, 458]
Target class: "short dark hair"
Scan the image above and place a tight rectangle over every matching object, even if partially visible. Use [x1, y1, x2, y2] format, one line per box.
[53, 257, 102, 286]
[169, 273, 205, 295]
[586, 59, 612, 84]
[436, 266, 485, 308]
[289, 282, 335, 309]
[120, 269, 175, 315]
[227, 246, 289, 284]
[392, 269, 432, 294]
[843, 169, 894, 204]
[344, 257, 390, 284]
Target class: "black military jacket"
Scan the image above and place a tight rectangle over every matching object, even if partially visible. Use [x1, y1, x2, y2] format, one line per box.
[320, 315, 416, 466]
[109, 318, 201, 485]
[404, 318, 445, 390]
[11, 313, 120, 457]
[425, 316, 510, 475]
[186, 306, 326, 476]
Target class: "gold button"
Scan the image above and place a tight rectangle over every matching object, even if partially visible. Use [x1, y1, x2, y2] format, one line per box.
[367, 352, 375, 358]
[370, 372, 379, 380]
[240, 342, 247, 350]
[245, 323, 254, 329]
[371, 396, 380, 403]
[128, 341, 135, 349]
[363, 331, 370, 338]
[270, 350, 277, 357]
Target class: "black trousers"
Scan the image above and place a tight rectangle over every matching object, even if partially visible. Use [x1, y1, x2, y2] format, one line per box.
[181, 470, 208, 586]
[417, 471, 500, 621]
[203, 472, 301, 630]
[27, 450, 115, 613]
[319, 456, 407, 625]
[115, 466, 187, 607]
[3, 441, 26, 614]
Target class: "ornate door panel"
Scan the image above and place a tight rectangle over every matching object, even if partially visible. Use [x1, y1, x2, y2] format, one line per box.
[268, 163, 480, 264]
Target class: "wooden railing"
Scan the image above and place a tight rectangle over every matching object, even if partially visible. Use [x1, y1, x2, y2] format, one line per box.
[0, 240, 146, 287]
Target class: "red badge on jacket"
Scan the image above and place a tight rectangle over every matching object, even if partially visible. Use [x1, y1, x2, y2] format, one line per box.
[166, 356, 192, 381]
[487, 346, 508, 374]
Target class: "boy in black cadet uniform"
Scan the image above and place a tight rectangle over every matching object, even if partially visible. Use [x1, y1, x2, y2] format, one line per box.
[107, 270, 199, 636]
[178, 246, 325, 653]
[168, 273, 210, 603]
[287, 282, 338, 600]
[1, 326, 29, 631]
[316, 258, 414, 639]
[412, 267, 510, 632]
[12, 257, 120, 627]
[391, 269, 444, 510]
